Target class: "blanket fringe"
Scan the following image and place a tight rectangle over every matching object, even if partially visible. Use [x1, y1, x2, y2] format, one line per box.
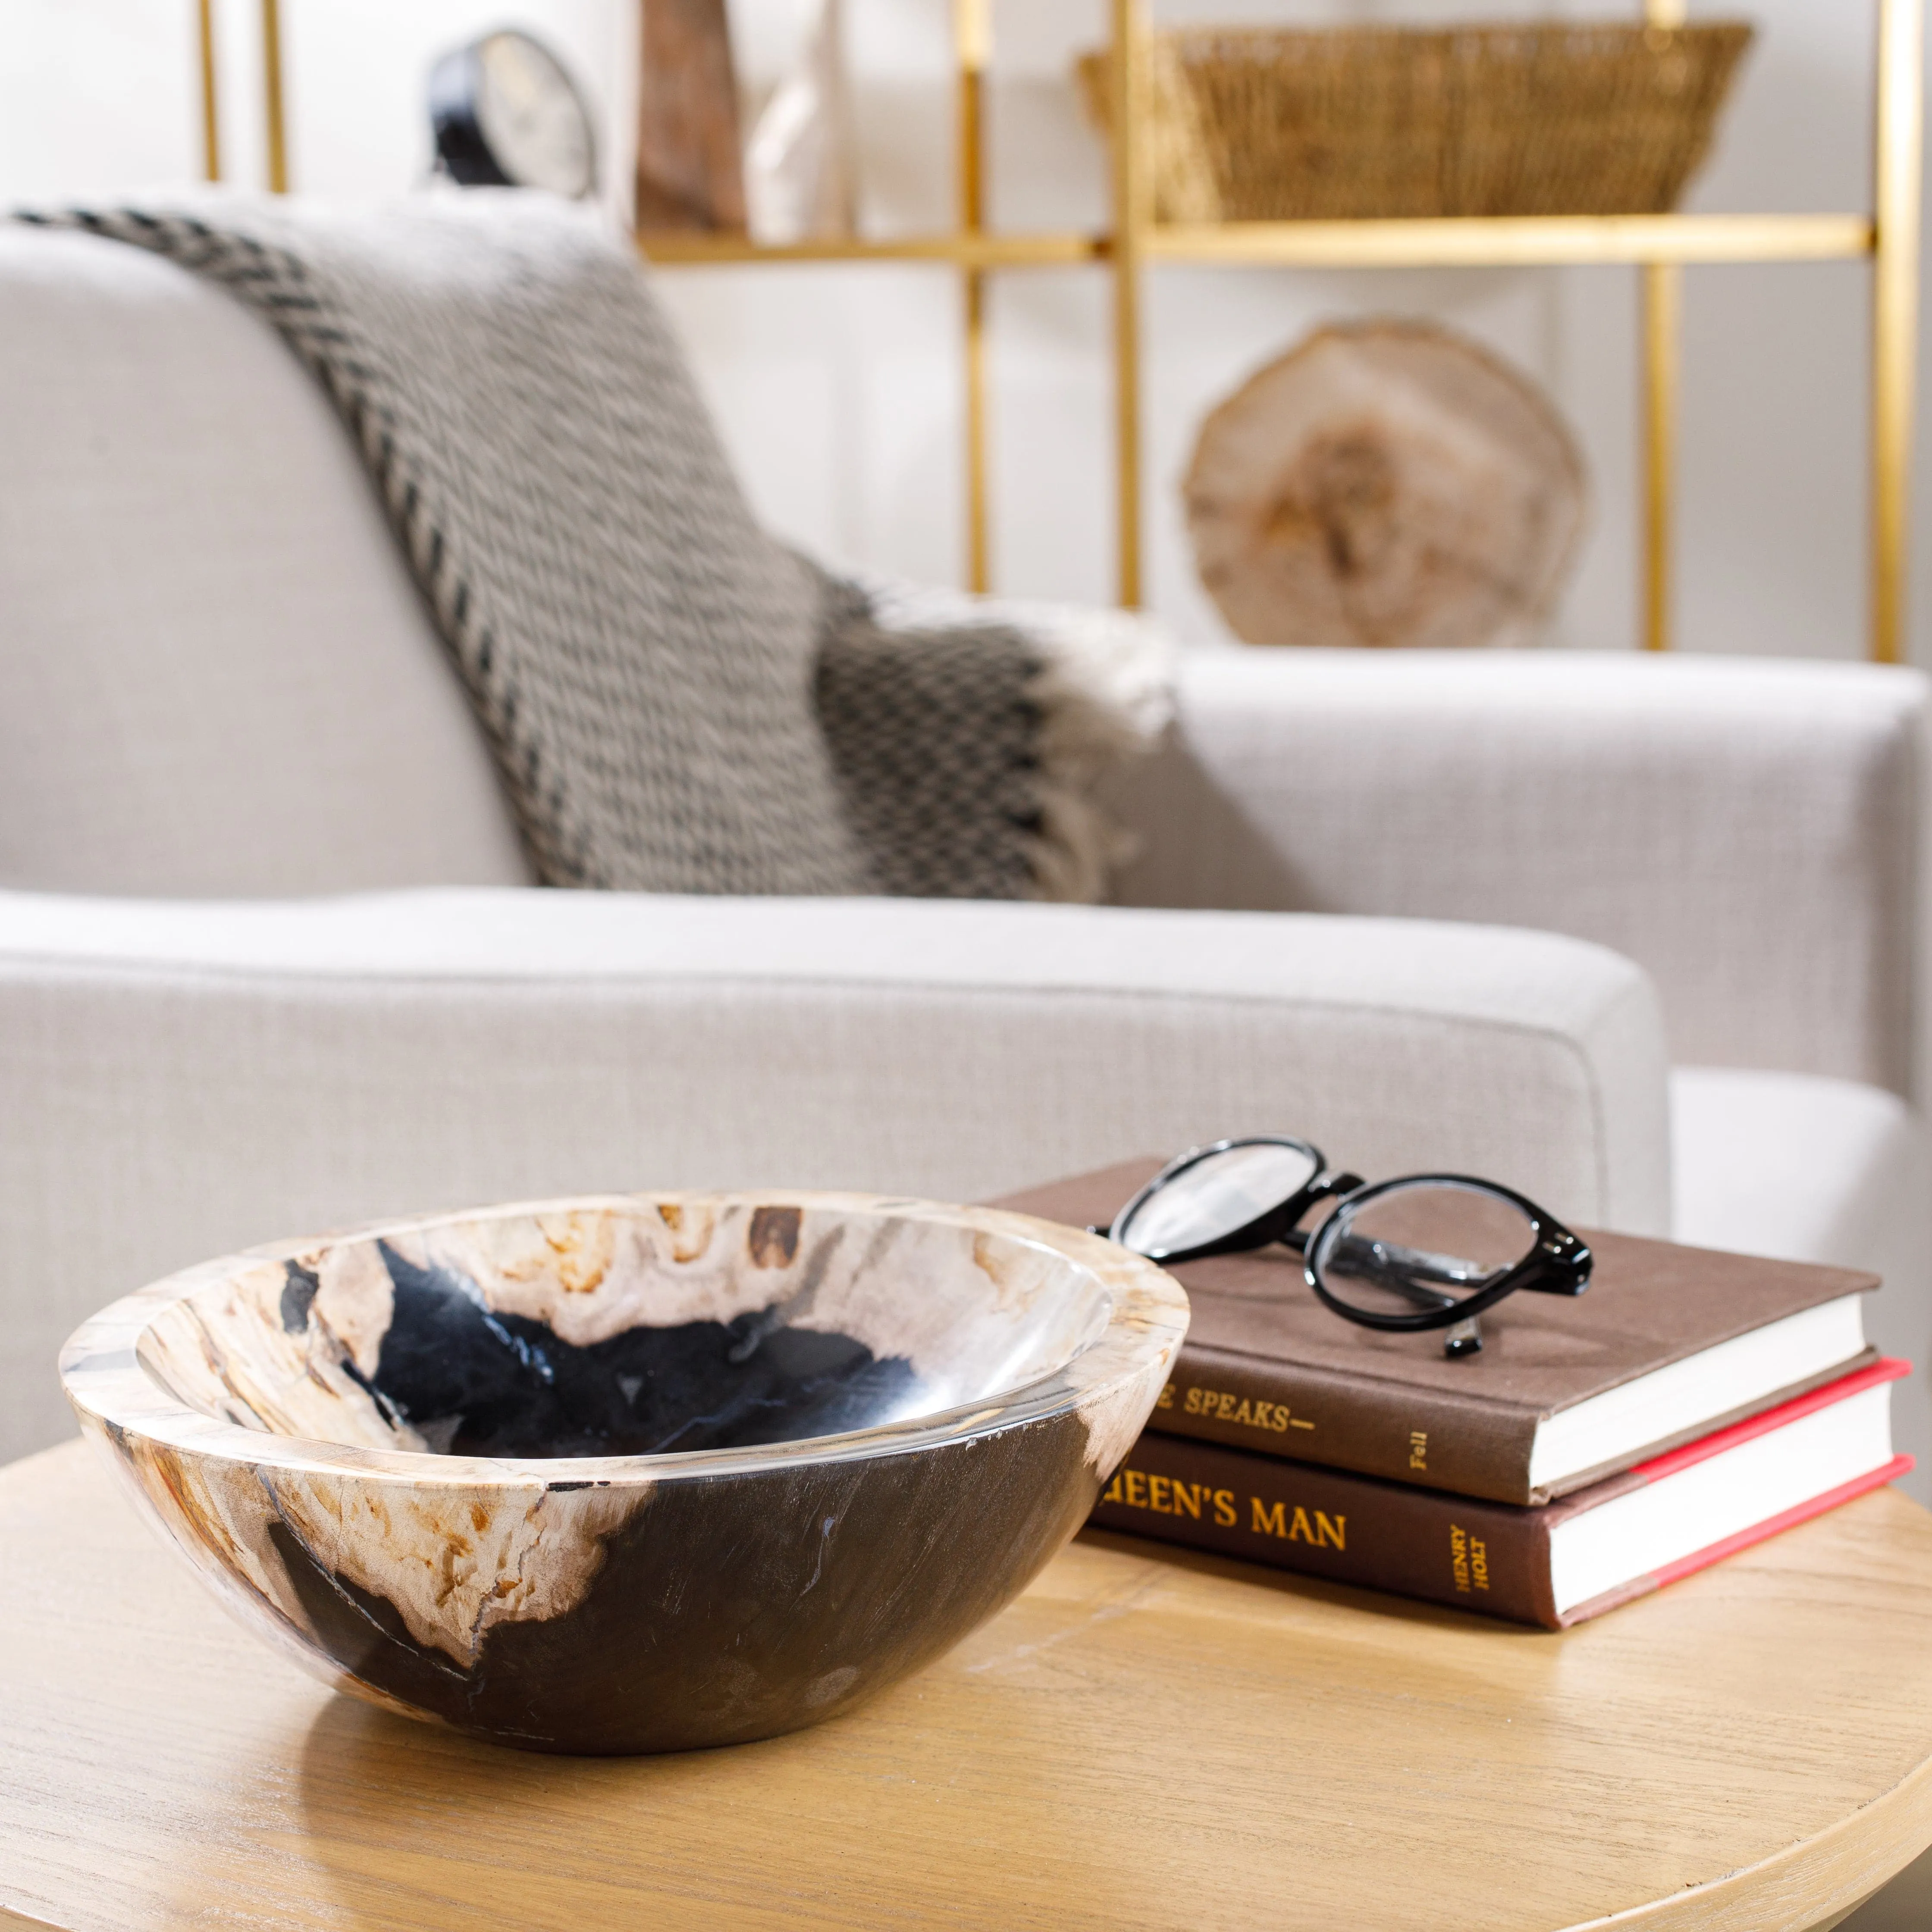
[1019, 604, 1174, 902]
[848, 574, 1176, 903]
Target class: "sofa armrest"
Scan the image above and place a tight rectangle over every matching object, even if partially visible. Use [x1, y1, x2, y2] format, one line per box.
[1106, 648, 1929, 1094]
[0, 886, 1669, 1460]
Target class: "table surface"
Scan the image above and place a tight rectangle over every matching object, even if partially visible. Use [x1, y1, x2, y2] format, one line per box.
[7, 1440, 1932, 1932]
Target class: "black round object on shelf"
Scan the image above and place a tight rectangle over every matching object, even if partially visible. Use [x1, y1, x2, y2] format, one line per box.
[429, 30, 597, 199]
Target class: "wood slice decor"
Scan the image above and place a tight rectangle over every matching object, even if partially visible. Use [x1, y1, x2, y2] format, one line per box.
[637, 0, 748, 231]
[1184, 320, 1587, 649]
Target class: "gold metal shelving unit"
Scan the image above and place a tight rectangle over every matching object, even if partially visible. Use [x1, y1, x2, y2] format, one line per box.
[209, 0, 1922, 658]
[648, 0, 1923, 660]
[196, 0, 289, 188]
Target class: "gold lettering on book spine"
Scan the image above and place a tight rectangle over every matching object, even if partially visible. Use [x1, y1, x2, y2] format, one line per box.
[1250, 1498, 1346, 1548]
[1100, 1468, 1234, 1525]
[1180, 1384, 1301, 1433]
[1101, 1468, 1339, 1547]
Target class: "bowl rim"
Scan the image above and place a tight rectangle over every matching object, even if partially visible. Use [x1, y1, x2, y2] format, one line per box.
[59, 1189, 1189, 1488]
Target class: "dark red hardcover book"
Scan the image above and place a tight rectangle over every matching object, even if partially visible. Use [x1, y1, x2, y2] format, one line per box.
[1087, 1358, 1911, 1628]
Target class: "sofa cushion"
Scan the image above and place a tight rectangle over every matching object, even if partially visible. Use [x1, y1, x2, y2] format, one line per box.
[1110, 648, 1927, 1093]
[0, 886, 1672, 1460]
[0, 225, 533, 896]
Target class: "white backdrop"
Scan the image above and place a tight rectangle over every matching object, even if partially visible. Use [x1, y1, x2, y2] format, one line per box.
[0, 0, 1916, 662]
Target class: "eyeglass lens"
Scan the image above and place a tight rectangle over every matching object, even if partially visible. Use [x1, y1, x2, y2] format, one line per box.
[1309, 1180, 1537, 1323]
[1116, 1141, 1322, 1258]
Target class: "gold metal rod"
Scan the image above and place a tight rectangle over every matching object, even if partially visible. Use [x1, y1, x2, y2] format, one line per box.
[636, 215, 1874, 271]
[1639, 0, 1687, 652]
[956, 0, 992, 595]
[1109, 0, 1150, 609]
[955, 0, 988, 233]
[196, 0, 221, 182]
[638, 230, 1099, 266]
[1872, 0, 1923, 664]
[1144, 212, 1873, 268]
[261, 0, 289, 193]
[963, 269, 991, 594]
[1641, 262, 1681, 652]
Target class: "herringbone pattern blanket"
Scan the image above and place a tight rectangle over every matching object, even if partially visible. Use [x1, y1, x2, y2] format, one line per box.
[23, 193, 1166, 898]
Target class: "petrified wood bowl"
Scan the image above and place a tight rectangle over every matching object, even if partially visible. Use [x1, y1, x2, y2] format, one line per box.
[60, 1192, 1186, 1755]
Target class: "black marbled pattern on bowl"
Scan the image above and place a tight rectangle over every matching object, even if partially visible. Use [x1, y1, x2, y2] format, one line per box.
[326, 1234, 920, 1459]
[62, 1192, 1186, 1755]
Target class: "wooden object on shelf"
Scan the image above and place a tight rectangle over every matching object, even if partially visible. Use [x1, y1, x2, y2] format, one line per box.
[7, 1436, 1932, 1928]
[635, 0, 746, 232]
[1184, 320, 1586, 649]
[1077, 20, 1755, 224]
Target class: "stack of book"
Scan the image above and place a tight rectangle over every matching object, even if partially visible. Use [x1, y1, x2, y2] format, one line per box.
[1001, 1161, 1913, 1630]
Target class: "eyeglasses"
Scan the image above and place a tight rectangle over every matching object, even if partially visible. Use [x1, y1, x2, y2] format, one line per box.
[1107, 1135, 1592, 1358]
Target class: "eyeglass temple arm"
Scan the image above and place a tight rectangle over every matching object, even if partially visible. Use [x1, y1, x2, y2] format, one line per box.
[1320, 1234, 1471, 1312]
[1355, 1236, 1495, 1287]
[1329, 1234, 1588, 1308]
[1352, 1236, 1588, 1299]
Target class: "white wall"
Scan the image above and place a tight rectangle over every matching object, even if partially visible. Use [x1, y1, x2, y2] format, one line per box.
[0, 0, 1918, 662]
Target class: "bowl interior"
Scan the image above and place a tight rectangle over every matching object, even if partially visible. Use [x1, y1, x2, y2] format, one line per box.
[133, 1197, 1112, 1459]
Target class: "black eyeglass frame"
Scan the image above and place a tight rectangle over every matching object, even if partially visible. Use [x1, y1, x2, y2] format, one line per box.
[1107, 1135, 1359, 1266]
[1108, 1135, 1593, 1342]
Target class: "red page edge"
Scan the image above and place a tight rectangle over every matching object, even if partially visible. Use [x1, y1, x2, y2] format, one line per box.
[1631, 1357, 1911, 1485]
[1644, 1454, 1916, 1594]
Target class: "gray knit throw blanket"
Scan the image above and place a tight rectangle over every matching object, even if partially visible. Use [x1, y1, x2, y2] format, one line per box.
[22, 193, 1167, 899]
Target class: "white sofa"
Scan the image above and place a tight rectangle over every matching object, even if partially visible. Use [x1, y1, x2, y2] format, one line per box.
[2, 221, 1926, 1482]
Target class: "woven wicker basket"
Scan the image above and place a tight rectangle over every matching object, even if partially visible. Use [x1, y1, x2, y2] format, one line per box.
[1078, 19, 1754, 223]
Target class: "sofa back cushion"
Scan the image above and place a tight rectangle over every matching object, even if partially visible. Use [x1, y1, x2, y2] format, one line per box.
[0, 225, 532, 895]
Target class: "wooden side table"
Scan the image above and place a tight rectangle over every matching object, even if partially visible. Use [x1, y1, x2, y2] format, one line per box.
[6, 1437, 1932, 1931]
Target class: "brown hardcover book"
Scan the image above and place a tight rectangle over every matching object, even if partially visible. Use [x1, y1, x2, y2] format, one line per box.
[994, 1159, 1879, 1505]
[1089, 1360, 1910, 1629]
